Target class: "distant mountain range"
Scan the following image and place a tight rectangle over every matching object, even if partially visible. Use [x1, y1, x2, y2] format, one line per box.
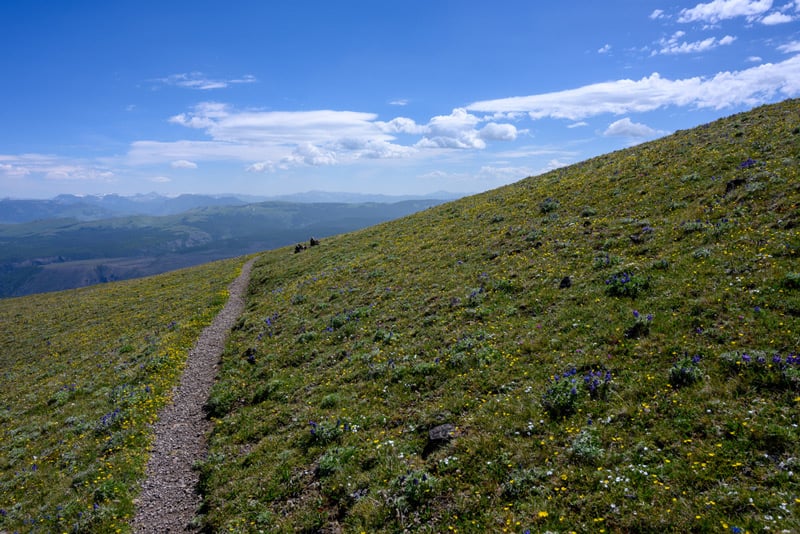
[0, 198, 449, 297]
[0, 191, 467, 224]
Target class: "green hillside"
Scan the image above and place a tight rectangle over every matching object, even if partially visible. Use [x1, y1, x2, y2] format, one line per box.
[0, 99, 798, 534]
[202, 100, 799, 532]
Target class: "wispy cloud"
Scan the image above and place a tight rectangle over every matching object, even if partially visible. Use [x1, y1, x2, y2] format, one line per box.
[0, 154, 114, 181]
[154, 72, 256, 90]
[598, 44, 612, 54]
[170, 159, 197, 169]
[778, 40, 800, 53]
[467, 55, 800, 120]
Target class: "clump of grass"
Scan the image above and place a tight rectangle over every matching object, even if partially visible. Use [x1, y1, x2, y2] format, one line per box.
[668, 354, 704, 387]
[605, 270, 649, 298]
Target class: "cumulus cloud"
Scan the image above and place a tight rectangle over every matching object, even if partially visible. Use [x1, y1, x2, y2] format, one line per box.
[650, 9, 667, 19]
[155, 72, 257, 90]
[678, 0, 773, 23]
[598, 44, 612, 54]
[653, 33, 736, 55]
[479, 122, 518, 141]
[761, 10, 794, 22]
[604, 118, 665, 138]
[376, 117, 427, 135]
[467, 55, 800, 120]
[246, 161, 275, 173]
[170, 159, 197, 169]
[415, 109, 484, 149]
[284, 143, 338, 166]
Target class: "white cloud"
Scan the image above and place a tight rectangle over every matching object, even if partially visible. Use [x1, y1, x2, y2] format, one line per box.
[246, 161, 275, 173]
[170, 159, 197, 169]
[653, 32, 736, 55]
[415, 108, 487, 149]
[479, 122, 518, 141]
[284, 144, 338, 166]
[604, 118, 665, 138]
[0, 153, 114, 181]
[778, 40, 800, 52]
[467, 55, 800, 120]
[389, 99, 409, 106]
[747, 55, 763, 61]
[678, 0, 773, 23]
[149, 176, 171, 183]
[761, 10, 794, 22]
[376, 116, 427, 134]
[598, 44, 612, 54]
[650, 9, 667, 19]
[567, 121, 589, 128]
[155, 72, 257, 90]
[0, 162, 31, 177]
[129, 101, 532, 173]
[170, 103, 389, 145]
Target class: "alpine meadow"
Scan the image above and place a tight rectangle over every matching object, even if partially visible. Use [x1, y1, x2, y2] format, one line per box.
[1, 99, 799, 532]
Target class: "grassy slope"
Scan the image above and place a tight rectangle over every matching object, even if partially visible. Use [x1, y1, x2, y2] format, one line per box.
[202, 100, 800, 533]
[0, 256, 248, 533]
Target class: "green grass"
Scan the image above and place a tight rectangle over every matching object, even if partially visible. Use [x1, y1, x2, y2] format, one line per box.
[0, 256, 248, 533]
[201, 100, 800, 532]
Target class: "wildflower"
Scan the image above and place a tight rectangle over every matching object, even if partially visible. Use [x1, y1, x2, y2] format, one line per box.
[739, 158, 756, 169]
[538, 511, 549, 518]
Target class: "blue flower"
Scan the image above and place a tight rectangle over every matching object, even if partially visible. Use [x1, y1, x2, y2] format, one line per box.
[739, 158, 756, 169]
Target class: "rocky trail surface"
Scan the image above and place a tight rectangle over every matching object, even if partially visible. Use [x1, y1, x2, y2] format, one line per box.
[132, 258, 255, 533]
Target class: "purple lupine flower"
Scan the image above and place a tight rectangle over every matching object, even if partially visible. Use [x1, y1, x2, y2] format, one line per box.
[739, 158, 756, 169]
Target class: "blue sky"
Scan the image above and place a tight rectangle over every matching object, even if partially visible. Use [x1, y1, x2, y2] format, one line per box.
[1, 1, 798, 199]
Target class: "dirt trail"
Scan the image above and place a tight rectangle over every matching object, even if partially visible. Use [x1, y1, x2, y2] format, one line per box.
[132, 257, 255, 533]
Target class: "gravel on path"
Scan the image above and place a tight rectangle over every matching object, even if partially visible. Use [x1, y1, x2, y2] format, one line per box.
[132, 258, 255, 533]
